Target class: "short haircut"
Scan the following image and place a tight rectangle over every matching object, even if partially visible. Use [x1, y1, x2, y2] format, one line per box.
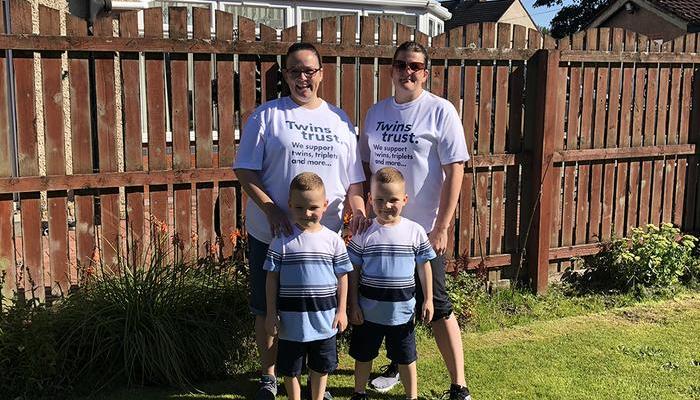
[286, 42, 322, 68]
[372, 167, 405, 185]
[290, 172, 325, 194]
[393, 40, 429, 65]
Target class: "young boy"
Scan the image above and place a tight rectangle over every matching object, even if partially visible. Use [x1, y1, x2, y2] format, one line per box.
[264, 172, 353, 400]
[347, 167, 435, 400]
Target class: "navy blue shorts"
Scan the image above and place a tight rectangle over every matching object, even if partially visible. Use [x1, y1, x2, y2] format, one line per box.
[277, 336, 338, 377]
[247, 234, 269, 316]
[349, 320, 417, 365]
[415, 255, 454, 321]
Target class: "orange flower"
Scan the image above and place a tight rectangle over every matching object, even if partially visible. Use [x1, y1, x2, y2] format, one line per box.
[209, 242, 220, 256]
[229, 229, 242, 247]
[85, 265, 95, 277]
[91, 247, 100, 264]
[191, 232, 198, 244]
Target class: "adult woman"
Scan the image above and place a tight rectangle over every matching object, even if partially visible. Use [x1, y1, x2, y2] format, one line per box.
[234, 42, 368, 400]
[360, 41, 471, 400]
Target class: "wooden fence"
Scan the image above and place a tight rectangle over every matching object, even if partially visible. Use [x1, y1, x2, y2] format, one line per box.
[0, 0, 699, 297]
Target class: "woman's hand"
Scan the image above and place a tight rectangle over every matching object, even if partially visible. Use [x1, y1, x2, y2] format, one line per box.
[349, 212, 372, 235]
[428, 227, 449, 256]
[263, 203, 293, 237]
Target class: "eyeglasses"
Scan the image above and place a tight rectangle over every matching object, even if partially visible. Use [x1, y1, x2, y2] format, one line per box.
[392, 60, 426, 72]
[285, 67, 322, 79]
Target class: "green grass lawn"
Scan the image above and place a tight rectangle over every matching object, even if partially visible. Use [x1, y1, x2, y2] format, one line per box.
[94, 294, 700, 400]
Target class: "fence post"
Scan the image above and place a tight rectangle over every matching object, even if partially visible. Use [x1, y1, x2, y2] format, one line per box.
[526, 49, 560, 294]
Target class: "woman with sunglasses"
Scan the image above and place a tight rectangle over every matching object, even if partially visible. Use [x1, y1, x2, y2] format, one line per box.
[356, 41, 471, 400]
[234, 42, 369, 400]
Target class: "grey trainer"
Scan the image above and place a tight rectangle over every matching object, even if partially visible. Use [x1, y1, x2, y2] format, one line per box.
[369, 363, 400, 393]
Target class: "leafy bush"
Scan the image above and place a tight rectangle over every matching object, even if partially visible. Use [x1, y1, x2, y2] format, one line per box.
[0, 231, 256, 398]
[445, 270, 487, 325]
[577, 223, 698, 293]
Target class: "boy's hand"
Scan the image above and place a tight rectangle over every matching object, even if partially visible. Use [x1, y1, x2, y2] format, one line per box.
[265, 313, 279, 336]
[349, 304, 364, 325]
[333, 310, 348, 333]
[421, 299, 434, 324]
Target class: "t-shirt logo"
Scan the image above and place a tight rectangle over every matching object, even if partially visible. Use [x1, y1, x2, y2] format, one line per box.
[376, 121, 418, 144]
[286, 120, 340, 143]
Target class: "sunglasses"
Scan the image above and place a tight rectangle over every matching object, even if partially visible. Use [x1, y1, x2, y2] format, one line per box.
[392, 60, 426, 72]
[285, 67, 322, 79]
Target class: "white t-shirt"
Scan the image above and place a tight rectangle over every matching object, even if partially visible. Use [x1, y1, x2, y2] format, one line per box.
[361, 91, 469, 232]
[234, 97, 365, 244]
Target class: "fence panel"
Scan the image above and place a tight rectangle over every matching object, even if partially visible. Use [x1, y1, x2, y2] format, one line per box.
[0, 0, 15, 298]
[2, 4, 700, 296]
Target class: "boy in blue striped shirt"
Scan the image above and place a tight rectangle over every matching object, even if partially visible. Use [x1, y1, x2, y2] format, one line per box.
[264, 172, 353, 400]
[347, 167, 435, 400]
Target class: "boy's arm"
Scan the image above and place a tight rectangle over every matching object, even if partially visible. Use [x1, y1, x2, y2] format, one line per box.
[416, 261, 434, 323]
[333, 273, 349, 333]
[348, 265, 364, 325]
[265, 271, 280, 336]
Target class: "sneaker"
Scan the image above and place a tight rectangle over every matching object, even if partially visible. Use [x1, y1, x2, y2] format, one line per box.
[369, 363, 400, 393]
[442, 384, 472, 400]
[254, 374, 277, 400]
[350, 392, 369, 400]
[304, 387, 333, 400]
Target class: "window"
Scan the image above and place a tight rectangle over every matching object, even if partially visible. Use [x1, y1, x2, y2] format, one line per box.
[373, 13, 417, 29]
[223, 4, 286, 29]
[150, 1, 211, 26]
[429, 19, 434, 36]
[301, 9, 354, 24]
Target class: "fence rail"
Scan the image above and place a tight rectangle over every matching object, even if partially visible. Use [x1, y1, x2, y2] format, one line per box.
[0, 0, 699, 297]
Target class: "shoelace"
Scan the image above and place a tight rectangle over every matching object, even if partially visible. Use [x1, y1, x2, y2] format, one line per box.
[377, 363, 398, 377]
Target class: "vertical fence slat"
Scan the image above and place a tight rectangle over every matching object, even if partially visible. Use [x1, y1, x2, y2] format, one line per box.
[628, 35, 648, 230]
[12, 0, 43, 296]
[340, 16, 357, 126]
[260, 24, 279, 103]
[574, 31, 596, 245]
[679, 36, 696, 228]
[216, 10, 237, 258]
[301, 20, 316, 42]
[39, 6, 69, 293]
[321, 17, 338, 106]
[358, 16, 375, 134]
[477, 23, 494, 263]
[652, 56, 670, 225]
[144, 8, 169, 247]
[168, 7, 192, 256]
[119, 11, 145, 266]
[663, 39, 682, 223]
[378, 18, 393, 102]
[603, 28, 622, 240]
[193, 8, 214, 256]
[640, 57, 658, 227]
[397, 23, 412, 44]
[491, 24, 509, 259]
[459, 24, 478, 261]
[430, 32, 446, 97]
[93, 16, 120, 267]
[561, 35, 579, 249]
[615, 32, 636, 237]
[505, 24, 525, 268]
[446, 27, 463, 259]
[238, 17, 256, 126]
[588, 28, 608, 242]
[0, 1, 15, 296]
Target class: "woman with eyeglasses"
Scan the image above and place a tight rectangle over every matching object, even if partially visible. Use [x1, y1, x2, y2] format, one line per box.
[354, 41, 471, 400]
[234, 42, 369, 400]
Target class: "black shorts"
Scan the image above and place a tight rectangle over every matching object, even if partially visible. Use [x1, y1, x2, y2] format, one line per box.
[277, 336, 338, 377]
[349, 320, 417, 365]
[415, 255, 454, 321]
[247, 234, 269, 316]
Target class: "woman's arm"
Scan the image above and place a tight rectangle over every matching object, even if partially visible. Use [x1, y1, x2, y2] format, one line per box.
[235, 168, 292, 237]
[428, 162, 464, 255]
[347, 182, 371, 234]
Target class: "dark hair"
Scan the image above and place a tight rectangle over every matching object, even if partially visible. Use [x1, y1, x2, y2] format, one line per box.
[290, 172, 326, 194]
[286, 42, 322, 68]
[393, 41, 429, 65]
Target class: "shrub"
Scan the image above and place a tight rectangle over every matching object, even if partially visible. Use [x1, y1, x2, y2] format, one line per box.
[445, 270, 487, 325]
[578, 223, 697, 293]
[0, 231, 256, 398]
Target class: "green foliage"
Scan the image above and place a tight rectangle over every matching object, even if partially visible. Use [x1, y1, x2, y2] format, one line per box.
[0, 239, 256, 399]
[580, 224, 698, 293]
[533, 0, 607, 39]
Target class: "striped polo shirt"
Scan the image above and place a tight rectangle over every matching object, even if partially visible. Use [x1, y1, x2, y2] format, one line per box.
[347, 218, 436, 326]
[264, 226, 353, 342]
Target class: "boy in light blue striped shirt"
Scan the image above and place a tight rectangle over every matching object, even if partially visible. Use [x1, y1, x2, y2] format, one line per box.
[264, 172, 353, 400]
[347, 167, 435, 400]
